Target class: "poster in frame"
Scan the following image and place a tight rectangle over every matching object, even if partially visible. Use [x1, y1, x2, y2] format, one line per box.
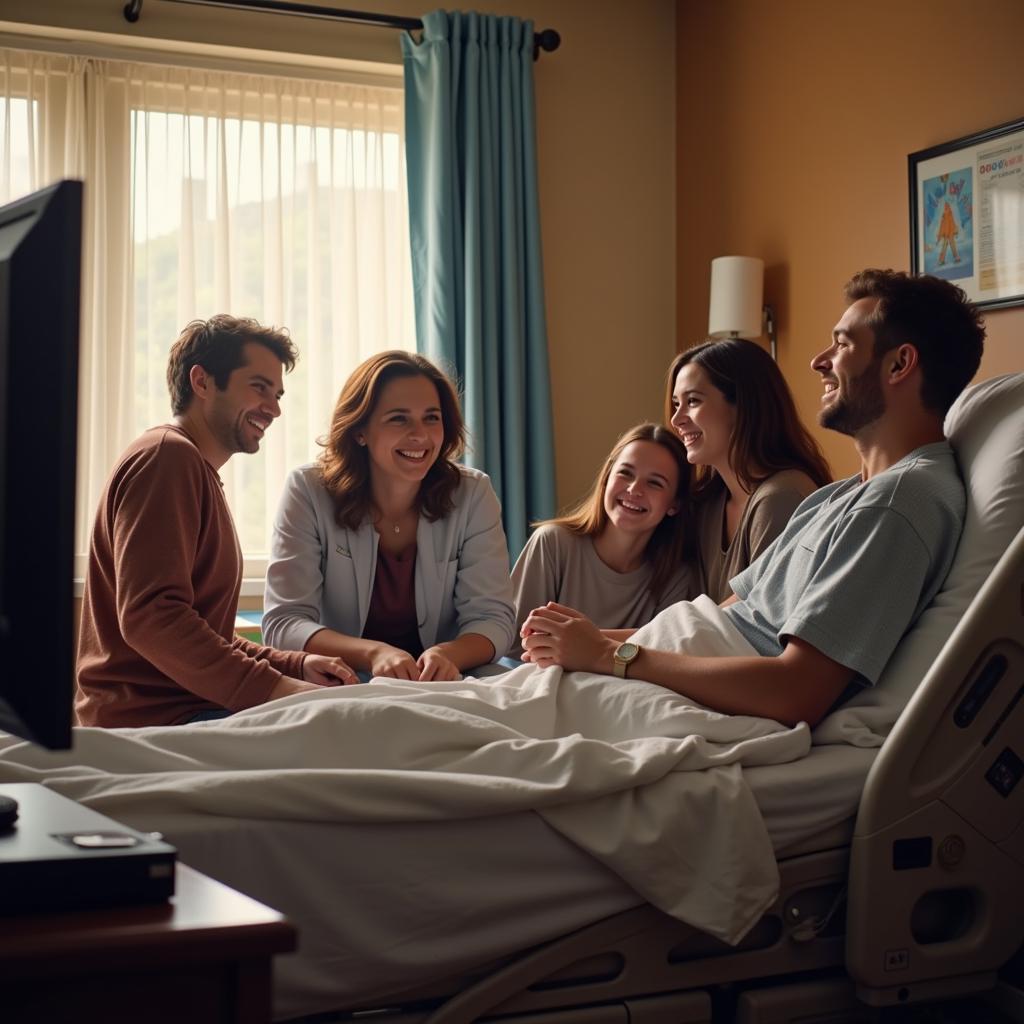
[909, 116, 1024, 311]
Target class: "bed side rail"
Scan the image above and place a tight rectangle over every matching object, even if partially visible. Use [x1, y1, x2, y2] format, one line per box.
[846, 523, 1024, 1004]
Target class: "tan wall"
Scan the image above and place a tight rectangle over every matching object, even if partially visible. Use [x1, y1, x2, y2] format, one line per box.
[676, 0, 1024, 479]
[3, 0, 678, 511]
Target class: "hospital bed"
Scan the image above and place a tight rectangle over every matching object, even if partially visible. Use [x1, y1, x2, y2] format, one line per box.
[4, 373, 1023, 1024]
[147, 372, 1024, 1023]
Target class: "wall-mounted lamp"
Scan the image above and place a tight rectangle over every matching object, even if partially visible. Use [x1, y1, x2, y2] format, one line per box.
[707, 255, 778, 361]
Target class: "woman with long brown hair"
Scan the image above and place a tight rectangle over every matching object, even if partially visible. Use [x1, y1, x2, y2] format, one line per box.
[511, 423, 696, 657]
[666, 338, 831, 602]
[263, 351, 515, 681]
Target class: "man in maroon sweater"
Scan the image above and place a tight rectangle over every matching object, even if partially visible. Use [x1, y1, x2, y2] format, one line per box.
[76, 316, 356, 728]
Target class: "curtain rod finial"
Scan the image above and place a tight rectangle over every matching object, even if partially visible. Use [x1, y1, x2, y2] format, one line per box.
[533, 28, 560, 61]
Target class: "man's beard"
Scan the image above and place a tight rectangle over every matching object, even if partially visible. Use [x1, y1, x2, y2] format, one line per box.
[210, 402, 260, 455]
[819, 358, 886, 436]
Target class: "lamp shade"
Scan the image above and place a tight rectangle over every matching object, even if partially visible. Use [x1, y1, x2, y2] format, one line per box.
[708, 256, 764, 339]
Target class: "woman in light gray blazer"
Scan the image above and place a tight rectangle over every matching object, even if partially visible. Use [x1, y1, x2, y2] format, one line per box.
[263, 351, 515, 682]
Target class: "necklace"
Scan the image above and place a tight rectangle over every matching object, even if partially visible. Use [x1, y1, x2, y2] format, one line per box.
[374, 506, 408, 536]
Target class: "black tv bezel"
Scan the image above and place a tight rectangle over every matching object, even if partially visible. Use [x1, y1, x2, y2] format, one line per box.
[0, 179, 83, 750]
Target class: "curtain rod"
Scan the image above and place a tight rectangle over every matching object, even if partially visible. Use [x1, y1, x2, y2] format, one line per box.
[122, 1, 561, 60]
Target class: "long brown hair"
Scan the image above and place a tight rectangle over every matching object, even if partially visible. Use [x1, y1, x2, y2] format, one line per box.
[539, 423, 691, 601]
[665, 338, 831, 496]
[318, 351, 466, 529]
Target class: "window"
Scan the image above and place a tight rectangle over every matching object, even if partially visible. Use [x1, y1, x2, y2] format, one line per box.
[0, 49, 414, 580]
[0, 94, 36, 197]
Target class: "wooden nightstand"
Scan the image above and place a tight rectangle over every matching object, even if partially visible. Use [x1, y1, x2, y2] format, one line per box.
[0, 861, 297, 1023]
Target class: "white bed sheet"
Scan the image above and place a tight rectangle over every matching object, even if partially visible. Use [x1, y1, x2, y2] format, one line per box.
[2, 600, 826, 954]
[111, 740, 875, 1021]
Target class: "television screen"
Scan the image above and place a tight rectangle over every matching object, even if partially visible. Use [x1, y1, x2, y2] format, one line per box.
[0, 180, 82, 750]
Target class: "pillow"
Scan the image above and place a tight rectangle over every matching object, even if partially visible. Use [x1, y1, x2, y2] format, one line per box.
[813, 372, 1024, 746]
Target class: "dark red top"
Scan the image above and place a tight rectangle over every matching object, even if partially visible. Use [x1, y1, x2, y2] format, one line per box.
[363, 541, 422, 657]
[75, 426, 306, 728]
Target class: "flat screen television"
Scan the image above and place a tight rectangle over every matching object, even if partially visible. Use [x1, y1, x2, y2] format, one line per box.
[0, 179, 82, 750]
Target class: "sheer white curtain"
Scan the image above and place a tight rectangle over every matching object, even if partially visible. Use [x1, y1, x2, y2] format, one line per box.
[0, 49, 130, 572]
[1, 48, 413, 576]
[0, 50, 84, 193]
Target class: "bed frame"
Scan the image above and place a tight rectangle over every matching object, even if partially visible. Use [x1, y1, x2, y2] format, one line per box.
[313, 524, 1024, 1024]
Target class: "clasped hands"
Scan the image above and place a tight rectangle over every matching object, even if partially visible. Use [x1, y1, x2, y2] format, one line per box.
[520, 602, 617, 673]
[368, 643, 461, 682]
[300, 644, 462, 686]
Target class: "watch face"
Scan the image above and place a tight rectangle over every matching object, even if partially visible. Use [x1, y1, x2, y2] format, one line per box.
[616, 642, 639, 662]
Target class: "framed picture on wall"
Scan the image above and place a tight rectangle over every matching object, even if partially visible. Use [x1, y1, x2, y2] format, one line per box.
[909, 115, 1024, 310]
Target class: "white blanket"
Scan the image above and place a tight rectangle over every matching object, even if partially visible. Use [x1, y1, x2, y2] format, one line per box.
[0, 598, 809, 944]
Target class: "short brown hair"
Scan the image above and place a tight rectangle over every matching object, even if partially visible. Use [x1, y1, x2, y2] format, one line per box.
[843, 269, 985, 416]
[539, 423, 691, 601]
[318, 351, 466, 529]
[166, 315, 298, 415]
[665, 338, 831, 496]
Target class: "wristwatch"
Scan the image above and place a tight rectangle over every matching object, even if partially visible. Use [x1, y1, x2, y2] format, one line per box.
[612, 641, 641, 678]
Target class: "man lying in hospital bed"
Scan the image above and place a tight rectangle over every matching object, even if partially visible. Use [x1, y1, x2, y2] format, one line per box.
[2, 272, 1021, 1023]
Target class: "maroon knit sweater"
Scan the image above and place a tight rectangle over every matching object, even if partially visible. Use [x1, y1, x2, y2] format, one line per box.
[76, 425, 306, 727]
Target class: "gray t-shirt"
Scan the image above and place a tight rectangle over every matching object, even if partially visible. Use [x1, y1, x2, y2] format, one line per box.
[695, 469, 822, 603]
[724, 442, 965, 685]
[511, 524, 697, 657]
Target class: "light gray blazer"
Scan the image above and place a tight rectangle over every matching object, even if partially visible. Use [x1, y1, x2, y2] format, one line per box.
[262, 463, 516, 660]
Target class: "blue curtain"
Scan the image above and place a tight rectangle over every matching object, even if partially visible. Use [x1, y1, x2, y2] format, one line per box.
[402, 9, 556, 558]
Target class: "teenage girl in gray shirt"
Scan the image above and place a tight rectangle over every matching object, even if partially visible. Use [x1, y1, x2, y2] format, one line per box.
[512, 423, 697, 658]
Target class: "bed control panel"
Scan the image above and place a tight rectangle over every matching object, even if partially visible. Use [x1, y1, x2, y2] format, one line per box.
[933, 632, 1024, 847]
[953, 653, 1007, 729]
[985, 747, 1024, 798]
[892, 836, 932, 871]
